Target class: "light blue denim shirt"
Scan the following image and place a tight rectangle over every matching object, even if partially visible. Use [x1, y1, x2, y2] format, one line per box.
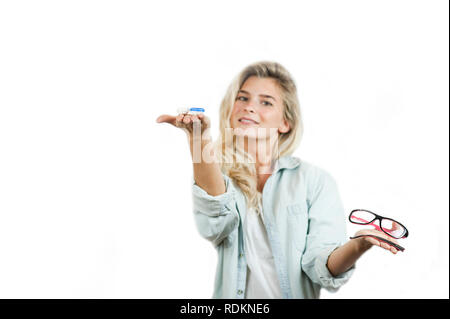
[192, 156, 355, 299]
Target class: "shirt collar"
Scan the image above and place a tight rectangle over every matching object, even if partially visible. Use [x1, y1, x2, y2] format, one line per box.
[272, 156, 301, 173]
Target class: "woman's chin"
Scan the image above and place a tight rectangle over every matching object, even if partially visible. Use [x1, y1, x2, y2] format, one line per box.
[233, 126, 260, 138]
[232, 126, 278, 139]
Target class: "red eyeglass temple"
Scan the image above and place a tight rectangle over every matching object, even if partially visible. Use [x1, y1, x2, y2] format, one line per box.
[351, 216, 407, 238]
[351, 216, 383, 232]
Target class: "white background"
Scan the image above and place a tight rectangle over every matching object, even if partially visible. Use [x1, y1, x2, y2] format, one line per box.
[0, 0, 448, 299]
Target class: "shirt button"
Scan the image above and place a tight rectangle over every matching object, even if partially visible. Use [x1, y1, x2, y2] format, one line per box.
[239, 253, 244, 258]
[237, 289, 243, 295]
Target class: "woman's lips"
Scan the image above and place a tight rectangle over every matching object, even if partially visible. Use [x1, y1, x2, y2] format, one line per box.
[238, 117, 259, 125]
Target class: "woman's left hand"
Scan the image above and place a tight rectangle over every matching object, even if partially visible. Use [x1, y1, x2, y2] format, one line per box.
[353, 229, 401, 254]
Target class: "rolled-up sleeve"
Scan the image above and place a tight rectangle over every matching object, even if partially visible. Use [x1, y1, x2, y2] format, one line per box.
[301, 169, 355, 292]
[192, 174, 240, 247]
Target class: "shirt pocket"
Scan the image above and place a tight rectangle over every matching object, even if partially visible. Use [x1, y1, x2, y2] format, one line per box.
[287, 203, 309, 251]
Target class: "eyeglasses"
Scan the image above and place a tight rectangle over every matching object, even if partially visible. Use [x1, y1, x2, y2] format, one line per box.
[348, 209, 409, 239]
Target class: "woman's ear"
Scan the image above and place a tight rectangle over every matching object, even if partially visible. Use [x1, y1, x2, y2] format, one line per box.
[278, 119, 290, 134]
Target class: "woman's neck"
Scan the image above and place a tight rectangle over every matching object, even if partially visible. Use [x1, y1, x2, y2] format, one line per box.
[243, 136, 278, 176]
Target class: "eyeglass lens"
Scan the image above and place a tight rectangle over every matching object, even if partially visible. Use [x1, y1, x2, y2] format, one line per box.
[350, 210, 406, 239]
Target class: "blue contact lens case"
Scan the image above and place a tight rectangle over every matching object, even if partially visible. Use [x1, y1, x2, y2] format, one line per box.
[177, 107, 205, 115]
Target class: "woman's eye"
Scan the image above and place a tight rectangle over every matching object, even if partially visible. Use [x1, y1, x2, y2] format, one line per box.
[235, 96, 271, 106]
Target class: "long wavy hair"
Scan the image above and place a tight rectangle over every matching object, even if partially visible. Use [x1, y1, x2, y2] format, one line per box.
[214, 61, 303, 211]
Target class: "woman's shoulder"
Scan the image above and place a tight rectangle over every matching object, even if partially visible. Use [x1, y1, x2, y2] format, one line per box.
[286, 157, 341, 204]
[286, 156, 338, 185]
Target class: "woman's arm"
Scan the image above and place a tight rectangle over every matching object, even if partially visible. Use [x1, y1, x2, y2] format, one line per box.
[157, 112, 238, 247]
[326, 229, 400, 277]
[189, 134, 226, 196]
[157, 112, 225, 196]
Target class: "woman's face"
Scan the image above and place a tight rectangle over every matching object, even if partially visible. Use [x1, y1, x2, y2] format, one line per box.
[230, 76, 290, 139]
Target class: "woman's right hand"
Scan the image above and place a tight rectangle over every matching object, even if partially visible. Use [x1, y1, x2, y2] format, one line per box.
[156, 112, 211, 139]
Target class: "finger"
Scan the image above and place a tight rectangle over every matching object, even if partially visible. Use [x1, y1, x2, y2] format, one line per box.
[380, 235, 399, 245]
[156, 114, 177, 125]
[183, 115, 192, 124]
[201, 115, 211, 128]
[368, 230, 400, 246]
[191, 115, 203, 136]
[191, 114, 200, 124]
[390, 238, 399, 245]
[175, 114, 185, 127]
[374, 238, 391, 250]
[381, 241, 398, 253]
[366, 237, 380, 246]
[197, 113, 209, 125]
[369, 235, 401, 252]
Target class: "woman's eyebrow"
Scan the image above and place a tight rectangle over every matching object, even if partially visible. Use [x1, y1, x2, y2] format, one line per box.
[238, 90, 277, 102]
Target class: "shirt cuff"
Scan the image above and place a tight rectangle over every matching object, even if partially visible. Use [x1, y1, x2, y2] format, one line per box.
[314, 244, 356, 292]
[192, 174, 236, 217]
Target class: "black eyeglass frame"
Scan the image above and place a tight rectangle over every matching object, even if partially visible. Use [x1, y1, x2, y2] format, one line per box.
[348, 209, 409, 239]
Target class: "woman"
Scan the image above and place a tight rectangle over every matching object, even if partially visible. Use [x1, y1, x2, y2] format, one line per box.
[156, 61, 399, 299]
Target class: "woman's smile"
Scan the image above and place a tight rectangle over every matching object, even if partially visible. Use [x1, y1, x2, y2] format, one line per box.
[238, 117, 260, 125]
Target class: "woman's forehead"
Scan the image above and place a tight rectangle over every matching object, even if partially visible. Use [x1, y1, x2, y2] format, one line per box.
[240, 76, 282, 98]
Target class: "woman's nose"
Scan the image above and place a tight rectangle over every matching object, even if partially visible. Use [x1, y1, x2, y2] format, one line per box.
[243, 103, 256, 113]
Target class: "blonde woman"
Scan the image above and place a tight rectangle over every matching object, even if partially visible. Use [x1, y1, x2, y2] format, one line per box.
[156, 61, 400, 299]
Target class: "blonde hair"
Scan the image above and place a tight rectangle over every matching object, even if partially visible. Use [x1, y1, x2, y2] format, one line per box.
[214, 61, 303, 210]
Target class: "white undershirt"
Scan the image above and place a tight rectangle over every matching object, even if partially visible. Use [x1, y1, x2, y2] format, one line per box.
[244, 198, 283, 299]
